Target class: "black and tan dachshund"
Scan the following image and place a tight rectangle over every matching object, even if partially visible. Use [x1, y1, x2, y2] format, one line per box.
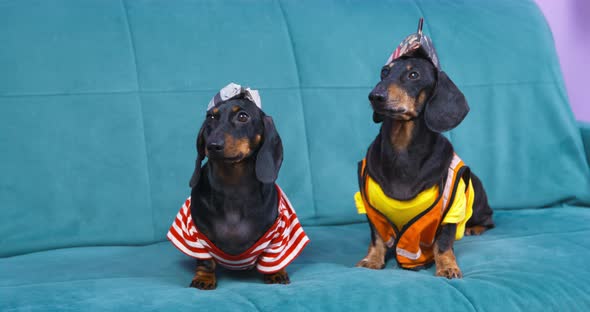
[356, 54, 494, 278]
[168, 87, 309, 289]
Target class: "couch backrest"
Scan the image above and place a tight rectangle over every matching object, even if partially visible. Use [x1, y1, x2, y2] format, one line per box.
[1, 0, 588, 257]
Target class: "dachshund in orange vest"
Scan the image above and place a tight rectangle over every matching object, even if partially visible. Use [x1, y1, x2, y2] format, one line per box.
[355, 19, 494, 278]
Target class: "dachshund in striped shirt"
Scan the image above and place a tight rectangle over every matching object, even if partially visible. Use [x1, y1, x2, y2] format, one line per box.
[168, 84, 309, 290]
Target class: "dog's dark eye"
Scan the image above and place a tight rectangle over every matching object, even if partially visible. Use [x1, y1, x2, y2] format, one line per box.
[207, 114, 216, 120]
[408, 71, 420, 80]
[237, 112, 249, 123]
[380, 67, 390, 80]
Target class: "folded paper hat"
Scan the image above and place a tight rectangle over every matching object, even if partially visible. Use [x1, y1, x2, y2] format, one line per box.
[384, 18, 440, 71]
[207, 82, 262, 111]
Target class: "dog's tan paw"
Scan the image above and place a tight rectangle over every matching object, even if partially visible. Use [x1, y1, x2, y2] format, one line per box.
[190, 272, 217, 290]
[436, 265, 463, 279]
[356, 258, 385, 270]
[465, 225, 487, 236]
[263, 269, 290, 285]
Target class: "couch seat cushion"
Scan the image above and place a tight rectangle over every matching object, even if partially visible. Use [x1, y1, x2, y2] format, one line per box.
[2, 206, 589, 311]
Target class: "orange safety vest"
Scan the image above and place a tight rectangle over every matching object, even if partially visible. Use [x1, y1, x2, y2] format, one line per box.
[358, 154, 471, 270]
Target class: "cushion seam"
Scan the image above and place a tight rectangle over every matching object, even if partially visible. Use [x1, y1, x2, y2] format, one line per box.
[0, 81, 560, 99]
[121, 0, 156, 241]
[277, 0, 318, 219]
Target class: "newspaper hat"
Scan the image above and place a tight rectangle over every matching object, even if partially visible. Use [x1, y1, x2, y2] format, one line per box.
[384, 18, 440, 71]
[207, 82, 262, 111]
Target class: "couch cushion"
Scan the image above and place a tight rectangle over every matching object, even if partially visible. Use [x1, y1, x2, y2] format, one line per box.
[0, 94, 154, 257]
[0, 0, 138, 95]
[0, 0, 149, 257]
[124, 0, 300, 92]
[2, 206, 589, 311]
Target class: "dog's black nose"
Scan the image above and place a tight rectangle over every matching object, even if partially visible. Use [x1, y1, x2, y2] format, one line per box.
[369, 92, 386, 103]
[206, 142, 224, 152]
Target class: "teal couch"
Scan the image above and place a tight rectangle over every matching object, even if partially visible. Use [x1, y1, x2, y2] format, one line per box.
[2, 0, 590, 311]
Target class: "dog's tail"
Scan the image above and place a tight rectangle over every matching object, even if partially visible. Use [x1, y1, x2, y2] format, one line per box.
[467, 173, 495, 229]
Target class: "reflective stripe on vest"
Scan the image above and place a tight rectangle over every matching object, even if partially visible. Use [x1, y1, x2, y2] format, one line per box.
[443, 154, 463, 210]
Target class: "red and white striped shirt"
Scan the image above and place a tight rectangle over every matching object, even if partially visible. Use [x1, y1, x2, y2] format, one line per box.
[167, 185, 310, 274]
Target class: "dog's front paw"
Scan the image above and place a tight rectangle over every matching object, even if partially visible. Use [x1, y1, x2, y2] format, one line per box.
[356, 257, 385, 270]
[190, 272, 217, 290]
[436, 265, 463, 279]
[263, 269, 290, 285]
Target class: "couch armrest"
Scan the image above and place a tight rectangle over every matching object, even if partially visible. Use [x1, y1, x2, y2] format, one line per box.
[580, 121, 590, 166]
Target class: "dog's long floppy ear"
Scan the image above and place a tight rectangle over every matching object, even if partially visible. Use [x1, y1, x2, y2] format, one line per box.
[424, 71, 470, 132]
[373, 112, 384, 123]
[189, 124, 206, 188]
[256, 116, 283, 184]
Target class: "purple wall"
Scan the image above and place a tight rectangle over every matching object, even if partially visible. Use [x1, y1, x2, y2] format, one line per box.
[535, 0, 590, 122]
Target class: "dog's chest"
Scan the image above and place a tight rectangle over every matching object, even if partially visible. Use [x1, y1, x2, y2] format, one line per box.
[213, 213, 256, 242]
[191, 184, 279, 256]
[366, 177, 439, 230]
[199, 209, 272, 256]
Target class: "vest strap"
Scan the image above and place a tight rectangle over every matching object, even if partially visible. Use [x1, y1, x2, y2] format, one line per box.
[442, 154, 464, 211]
